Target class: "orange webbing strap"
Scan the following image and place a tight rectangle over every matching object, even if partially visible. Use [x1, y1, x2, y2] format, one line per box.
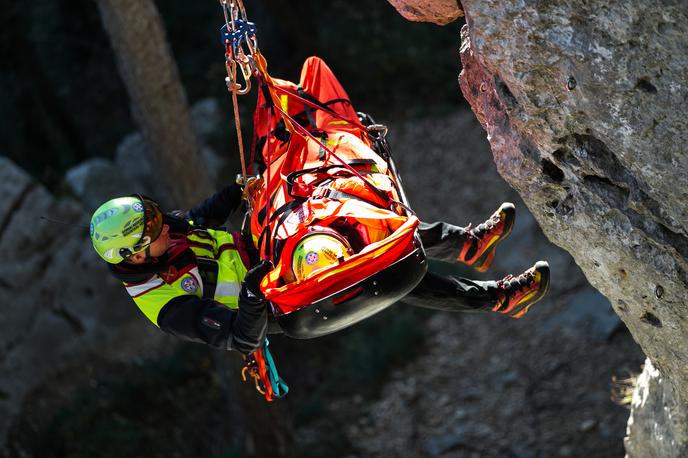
[261, 104, 273, 260]
[240, 339, 288, 402]
[254, 51, 296, 135]
[242, 349, 274, 400]
[271, 85, 365, 131]
[272, 103, 395, 209]
[251, 53, 395, 210]
[252, 50, 296, 261]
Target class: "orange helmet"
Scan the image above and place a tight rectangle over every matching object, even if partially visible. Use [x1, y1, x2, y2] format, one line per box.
[291, 226, 352, 282]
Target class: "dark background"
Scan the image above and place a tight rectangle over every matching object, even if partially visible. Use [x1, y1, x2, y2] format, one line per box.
[0, 0, 461, 190]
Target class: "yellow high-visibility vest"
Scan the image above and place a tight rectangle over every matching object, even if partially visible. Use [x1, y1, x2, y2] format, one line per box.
[123, 228, 248, 326]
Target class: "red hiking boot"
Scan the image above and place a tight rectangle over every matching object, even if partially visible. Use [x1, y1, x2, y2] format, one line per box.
[457, 203, 516, 272]
[492, 261, 550, 318]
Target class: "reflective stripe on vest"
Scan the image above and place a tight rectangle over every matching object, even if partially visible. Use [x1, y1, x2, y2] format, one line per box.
[215, 281, 241, 298]
[189, 229, 248, 309]
[129, 266, 203, 326]
[126, 276, 165, 298]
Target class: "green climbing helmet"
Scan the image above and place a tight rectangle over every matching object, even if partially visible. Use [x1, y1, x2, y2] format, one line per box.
[89, 195, 164, 264]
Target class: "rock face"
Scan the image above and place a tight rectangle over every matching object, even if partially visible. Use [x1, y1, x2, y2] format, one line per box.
[625, 358, 688, 458]
[66, 98, 228, 212]
[0, 157, 171, 447]
[387, 0, 688, 455]
[1, 97, 231, 452]
[0, 95, 235, 455]
[386, 0, 464, 25]
[65, 157, 141, 211]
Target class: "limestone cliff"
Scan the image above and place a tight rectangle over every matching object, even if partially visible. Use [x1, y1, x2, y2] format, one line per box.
[386, 0, 688, 456]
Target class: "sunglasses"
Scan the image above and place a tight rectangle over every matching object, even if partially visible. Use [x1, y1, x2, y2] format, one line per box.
[119, 195, 164, 260]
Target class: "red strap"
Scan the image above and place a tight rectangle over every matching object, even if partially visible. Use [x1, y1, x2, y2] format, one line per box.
[253, 348, 276, 401]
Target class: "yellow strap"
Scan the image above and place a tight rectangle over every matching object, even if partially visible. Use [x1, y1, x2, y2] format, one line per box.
[254, 51, 296, 134]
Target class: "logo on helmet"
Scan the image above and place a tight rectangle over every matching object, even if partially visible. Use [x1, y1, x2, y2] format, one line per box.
[122, 215, 144, 237]
[132, 202, 144, 212]
[92, 207, 119, 225]
[305, 251, 319, 265]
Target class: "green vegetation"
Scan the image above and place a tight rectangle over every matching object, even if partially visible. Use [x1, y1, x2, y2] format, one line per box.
[611, 373, 639, 408]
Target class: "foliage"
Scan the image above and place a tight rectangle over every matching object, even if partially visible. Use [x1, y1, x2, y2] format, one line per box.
[611, 372, 639, 409]
[0, 0, 132, 187]
[5, 306, 429, 458]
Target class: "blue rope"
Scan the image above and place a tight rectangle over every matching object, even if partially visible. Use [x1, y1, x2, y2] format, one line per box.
[262, 338, 289, 398]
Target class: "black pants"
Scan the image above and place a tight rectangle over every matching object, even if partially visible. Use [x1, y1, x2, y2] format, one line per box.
[399, 221, 499, 313]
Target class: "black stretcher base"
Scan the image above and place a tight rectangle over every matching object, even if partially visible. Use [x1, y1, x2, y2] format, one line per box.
[273, 247, 428, 339]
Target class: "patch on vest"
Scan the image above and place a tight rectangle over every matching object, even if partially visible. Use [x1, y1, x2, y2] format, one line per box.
[180, 275, 199, 293]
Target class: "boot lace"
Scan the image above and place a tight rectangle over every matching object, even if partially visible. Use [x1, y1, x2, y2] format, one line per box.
[464, 216, 498, 244]
[498, 271, 536, 294]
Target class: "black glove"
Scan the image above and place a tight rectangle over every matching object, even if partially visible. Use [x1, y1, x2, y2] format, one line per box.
[241, 260, 273, 300]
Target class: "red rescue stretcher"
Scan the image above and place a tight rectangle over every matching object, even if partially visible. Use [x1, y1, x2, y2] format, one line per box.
[244, 56, 428, 339]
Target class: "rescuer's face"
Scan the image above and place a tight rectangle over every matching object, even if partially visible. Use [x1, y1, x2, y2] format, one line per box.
[126, 224, 171, 264]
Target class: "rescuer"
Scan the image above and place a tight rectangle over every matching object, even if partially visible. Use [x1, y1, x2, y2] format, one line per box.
[89, 188, 549, 353]
[90, 185, 270, 354]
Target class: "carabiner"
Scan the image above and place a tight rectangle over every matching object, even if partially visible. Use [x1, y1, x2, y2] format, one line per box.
[225, 57, 252, 95]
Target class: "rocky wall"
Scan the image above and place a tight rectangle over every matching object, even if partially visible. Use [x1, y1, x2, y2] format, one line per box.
[0, 99, 225, 449]
[386, 0, 688, 456]
[0, 157, 173, 447]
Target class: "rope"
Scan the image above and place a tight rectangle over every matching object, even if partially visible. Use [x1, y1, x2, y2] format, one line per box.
[217, 0, 399, 245]
[220, 0, 253, 187]
[262, 338, 289, 398]
[229, 58, 248, 184]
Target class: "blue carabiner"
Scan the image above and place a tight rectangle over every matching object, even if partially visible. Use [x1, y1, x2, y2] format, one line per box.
[219, 20, 257, 49]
